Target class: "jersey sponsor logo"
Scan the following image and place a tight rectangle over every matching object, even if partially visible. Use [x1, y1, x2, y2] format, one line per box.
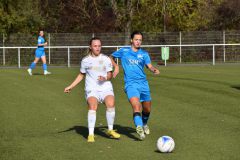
[38, 39, 41, 43]
[89, 66, 106, 71]
[128, 59, 140, 65]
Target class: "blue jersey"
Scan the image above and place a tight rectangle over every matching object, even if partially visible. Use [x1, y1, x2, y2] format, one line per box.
[37, 36, 45, 51]
[112, 47, 151, 84]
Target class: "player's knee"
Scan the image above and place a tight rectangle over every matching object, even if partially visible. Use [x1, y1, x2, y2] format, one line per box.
[143, 106, 151, 113]
[131, 101, 141, 112]
[104, 97, 115, 107]
[105, 102, 115, 108]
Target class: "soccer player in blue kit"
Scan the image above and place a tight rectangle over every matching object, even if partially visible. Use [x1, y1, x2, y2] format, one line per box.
[111, 31, 160, 140]
[27, 30, 51, 76]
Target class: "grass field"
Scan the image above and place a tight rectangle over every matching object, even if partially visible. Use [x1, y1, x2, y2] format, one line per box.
[0, 65, 240, 160]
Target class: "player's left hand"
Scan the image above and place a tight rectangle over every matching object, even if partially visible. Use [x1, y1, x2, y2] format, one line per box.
[153, 69, 160, 75]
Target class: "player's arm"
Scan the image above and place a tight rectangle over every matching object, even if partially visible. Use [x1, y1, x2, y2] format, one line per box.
[64, 73, 85, 93]
[109, 55, 119, 78]
[146, 63, 160, 75]
[98, 71, 113, 81]
[38, 42, 47, 46]
[38, 38, 48, 47]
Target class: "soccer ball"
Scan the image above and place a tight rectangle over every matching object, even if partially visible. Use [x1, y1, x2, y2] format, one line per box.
[157, 136, 175, 153]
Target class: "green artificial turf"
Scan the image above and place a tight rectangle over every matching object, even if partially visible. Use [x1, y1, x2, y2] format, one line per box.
[0, 65, 240, 160]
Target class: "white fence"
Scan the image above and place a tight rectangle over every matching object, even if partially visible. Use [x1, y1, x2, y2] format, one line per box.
[1, 43, 240, 68]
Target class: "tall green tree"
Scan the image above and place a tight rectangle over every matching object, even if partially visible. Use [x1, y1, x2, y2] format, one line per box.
[131, 0, 223, 32]
[1, 0, 239, 34]
[0, 0, 43, 34]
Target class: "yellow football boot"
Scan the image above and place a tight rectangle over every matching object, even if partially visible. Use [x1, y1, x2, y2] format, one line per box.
[107, 130, 121, 139]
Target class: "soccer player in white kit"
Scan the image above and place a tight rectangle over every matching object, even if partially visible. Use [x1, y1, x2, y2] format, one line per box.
[64, 37, 120, 142]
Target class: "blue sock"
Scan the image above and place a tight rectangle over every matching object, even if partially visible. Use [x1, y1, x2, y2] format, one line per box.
[43, 63, 47, 71]
[30, 62, 36, 69]
[142, 111, 150, 126]
[133, 112, 143, 127]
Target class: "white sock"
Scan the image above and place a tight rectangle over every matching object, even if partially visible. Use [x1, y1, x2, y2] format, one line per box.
[106, 107, 115, 131]
[88, 110, 96, 135]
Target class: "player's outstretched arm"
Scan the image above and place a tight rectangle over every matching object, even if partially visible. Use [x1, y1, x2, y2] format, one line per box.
[146, 64, 160, 75]
[64, 73, 84, 93]
[109, 56, 119, 78]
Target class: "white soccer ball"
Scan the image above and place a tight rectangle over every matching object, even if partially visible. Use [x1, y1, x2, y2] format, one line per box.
[157, 136, 175, 153]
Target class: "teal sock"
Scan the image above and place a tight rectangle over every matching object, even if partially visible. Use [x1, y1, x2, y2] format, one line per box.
[30, 62, 36, 69]
[43, 63, 47, 71]
[133, 112, 143, 127]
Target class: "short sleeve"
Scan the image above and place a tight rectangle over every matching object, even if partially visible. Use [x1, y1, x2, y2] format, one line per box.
[80, 60, 87, 73]
[144, 53, 151, 65]
[105, 57, 113, 72]
[112, 48, 124, 58]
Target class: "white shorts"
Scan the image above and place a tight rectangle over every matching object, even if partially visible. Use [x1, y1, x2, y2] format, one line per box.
[85, 89, 114, 103]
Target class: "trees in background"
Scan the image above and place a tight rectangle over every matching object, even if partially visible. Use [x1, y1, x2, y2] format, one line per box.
[130, 0, 224, 32]
[40, 0, 116, 33]
[0, 0, 43, 34]
[0, 0, 239, 34]
[211, 0, 240, 30]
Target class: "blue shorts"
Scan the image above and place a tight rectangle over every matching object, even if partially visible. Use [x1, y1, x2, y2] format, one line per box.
[125, 81, 151, 102]
[35, 49, 45, 58]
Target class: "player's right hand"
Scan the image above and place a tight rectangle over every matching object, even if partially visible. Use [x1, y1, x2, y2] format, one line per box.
[64, 86, 71, 93]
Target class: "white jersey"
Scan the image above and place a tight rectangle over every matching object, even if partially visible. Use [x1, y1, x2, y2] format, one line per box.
[80, 54, 113, 92]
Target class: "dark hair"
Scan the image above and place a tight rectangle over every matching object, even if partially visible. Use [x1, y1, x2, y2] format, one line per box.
[88, 37, 101, 55]
[130, 31, 143, 39]
[89, 37, 101, 45]
[38, 28, 44, 33]
[38, 29, 45, 39]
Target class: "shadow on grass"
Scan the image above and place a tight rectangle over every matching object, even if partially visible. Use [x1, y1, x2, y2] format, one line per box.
[58, 124, 139, 141]
[154, 150, 175, 154]
[32, 73, 44, 75]
[231, 85, 240, 90]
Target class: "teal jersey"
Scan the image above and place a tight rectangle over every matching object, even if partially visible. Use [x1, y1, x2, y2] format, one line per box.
[37, 36, 45, 51]
[112, 47, 151, 84]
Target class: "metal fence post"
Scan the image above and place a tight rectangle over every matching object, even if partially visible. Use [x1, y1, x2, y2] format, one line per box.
[116, 47, 119, 65]
[213, 45, 215, 65]
[18, 48, 21, 68]
[179, 31, 182, 64]
[68, 47, 70, 67]
[48, 33, 51, 64]
[223, 30, 226, 62]
[3, 33, 5, 65]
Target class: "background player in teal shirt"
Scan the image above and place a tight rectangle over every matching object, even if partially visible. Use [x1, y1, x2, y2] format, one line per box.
[111, 31, 160, 140]
[27, 30, 51, 76]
